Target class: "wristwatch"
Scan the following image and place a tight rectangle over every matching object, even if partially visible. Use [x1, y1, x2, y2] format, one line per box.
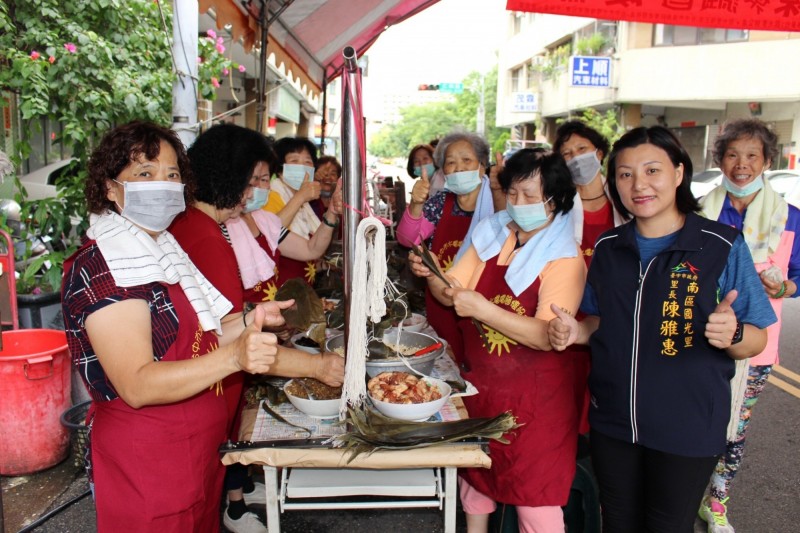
[731, 321, 744, 345]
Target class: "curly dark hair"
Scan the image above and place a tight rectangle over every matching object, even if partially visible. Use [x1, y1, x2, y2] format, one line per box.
[274, 137, 318, 172]
[606, 126, 699, 218]
[187, 124, 276, 209]
[86, 121, 193, 215]
[712, 118, 779, 168]
[406, 144, 435, 178]
[553, 120, 611, 163]
[499, 148, 576, 216]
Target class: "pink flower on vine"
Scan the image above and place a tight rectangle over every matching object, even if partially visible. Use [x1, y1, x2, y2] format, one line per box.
[216, 37, 224, 46]
[197, 56, 202, 63]
[64, 43, 77, 53]
[207, 29, 217, 39]
[211, 77, 220, 88]
[216, 43, 225, 54]
[48, 56, 56, 64]
[222, 68, 230, 76]
[238, 65, 246, 73]
[30, 51, 40, 60]
[32, 287, 42, 295]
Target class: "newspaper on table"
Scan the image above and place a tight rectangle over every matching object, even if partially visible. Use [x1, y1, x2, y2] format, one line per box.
[251, 347, 473, 442]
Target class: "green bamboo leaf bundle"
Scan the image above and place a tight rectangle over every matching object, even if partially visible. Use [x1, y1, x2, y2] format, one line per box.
[334, 406, 519, 463]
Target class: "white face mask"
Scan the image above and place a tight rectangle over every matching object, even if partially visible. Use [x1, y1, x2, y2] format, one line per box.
[113, 180, 185, 231]
[566, 150, 601, 186]
[282, 164, 314, 190]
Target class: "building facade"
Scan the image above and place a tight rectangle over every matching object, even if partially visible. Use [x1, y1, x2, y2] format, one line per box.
[496, 12, 800, 171]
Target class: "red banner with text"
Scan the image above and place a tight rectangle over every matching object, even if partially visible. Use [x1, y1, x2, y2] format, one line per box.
[506, 0, 800, 32]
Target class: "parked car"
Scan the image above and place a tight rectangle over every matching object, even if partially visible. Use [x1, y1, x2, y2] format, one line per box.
[14, 158, 77, 201]
[690, 167, 723, 199]
[766, 169, 800, 197]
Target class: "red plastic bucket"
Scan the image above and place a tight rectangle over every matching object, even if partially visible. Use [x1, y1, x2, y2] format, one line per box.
[0, 329, 71, 475]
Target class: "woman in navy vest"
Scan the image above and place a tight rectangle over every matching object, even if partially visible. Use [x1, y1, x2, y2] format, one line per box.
[548, 126, 776, 533]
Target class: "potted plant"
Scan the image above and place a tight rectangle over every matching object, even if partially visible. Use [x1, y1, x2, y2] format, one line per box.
[12, 164, 87, 329]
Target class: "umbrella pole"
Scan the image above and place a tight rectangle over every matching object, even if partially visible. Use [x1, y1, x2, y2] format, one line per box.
[341, 46, 364, 366]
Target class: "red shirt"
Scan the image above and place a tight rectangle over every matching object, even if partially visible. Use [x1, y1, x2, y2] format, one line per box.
[581, 201, 614, 268]
[169, 206, 244, 313]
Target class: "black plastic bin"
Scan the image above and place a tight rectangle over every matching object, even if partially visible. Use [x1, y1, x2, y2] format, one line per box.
[60, 401, 91, 468]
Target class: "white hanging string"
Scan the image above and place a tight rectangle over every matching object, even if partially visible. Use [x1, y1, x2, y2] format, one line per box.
[340, 216, 387, 417]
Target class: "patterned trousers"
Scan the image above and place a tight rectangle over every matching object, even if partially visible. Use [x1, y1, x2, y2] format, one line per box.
[709, 364, 773, 500]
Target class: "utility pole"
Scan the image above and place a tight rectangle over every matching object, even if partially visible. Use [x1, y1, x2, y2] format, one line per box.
[476, 74, 485, 137]
[171, 0, 198, 147]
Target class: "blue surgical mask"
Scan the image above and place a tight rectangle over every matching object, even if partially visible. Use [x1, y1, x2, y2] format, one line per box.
[282, 164, 314, 190]
[444, 169, 482, 195]
[723, 174, 764, 198]
[414, 163, 436, 179]
[244, 187, 269, 213]
[506, 197, 552, 232]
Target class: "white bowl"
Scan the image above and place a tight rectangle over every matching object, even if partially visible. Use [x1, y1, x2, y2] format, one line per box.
[283, 380, 341, 418]
[369, 375, 451, 421]
[290, 333, 322, 354]
[399, 312, 427, 332]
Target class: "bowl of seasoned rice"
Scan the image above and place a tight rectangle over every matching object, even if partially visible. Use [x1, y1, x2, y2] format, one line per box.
[325, 330, 444, 378]
[283, 378, 342, 418]
[367, 371, 451, 421]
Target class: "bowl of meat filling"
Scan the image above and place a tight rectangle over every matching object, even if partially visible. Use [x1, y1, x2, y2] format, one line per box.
[283, 378, 342, 418]
[367, 371, 451, 421]
[325, 330, 444, 378]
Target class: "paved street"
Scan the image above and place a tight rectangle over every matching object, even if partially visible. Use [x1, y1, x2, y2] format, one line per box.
[3, 299, 799, 532]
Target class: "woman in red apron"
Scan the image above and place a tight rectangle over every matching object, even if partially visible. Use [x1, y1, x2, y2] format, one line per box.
[262, 137, 340, 287]
[398, 131, 500, 365]
[411, 148, 585, 532]
[61, 122, 288, 532]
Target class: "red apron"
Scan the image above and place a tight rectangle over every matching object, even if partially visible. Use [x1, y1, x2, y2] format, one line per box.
[243, 232, 281, 303]
[277, 232, 316, 287]
[427, 193, 471, 364]
[92, 283, 228, 532]
[459, 258, 578, 507]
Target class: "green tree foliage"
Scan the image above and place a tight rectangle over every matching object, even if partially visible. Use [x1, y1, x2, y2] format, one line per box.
[564, 108, 624, 147]
[0, 0, 237, 292]
[370, 66, 510, 160]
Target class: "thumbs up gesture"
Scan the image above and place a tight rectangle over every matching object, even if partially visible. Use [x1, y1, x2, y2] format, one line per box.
[298, 171, 321, 202]
[705, 289, 739, 349]
[235, 299, 294, 374]
[410, 165, 432, 207]
[489, 152, 504, 192]
[328, 178, 343, 216]
[548, 304, 579, 351]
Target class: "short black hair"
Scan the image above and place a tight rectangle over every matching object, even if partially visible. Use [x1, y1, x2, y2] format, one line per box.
[553, 120, 610, 162]
[274, 137, 318, 171]
[499, 148, 576, 216]
[316, 155, 342, 176]
[187, 124, 275, 209]
[606, 126, 699, 218]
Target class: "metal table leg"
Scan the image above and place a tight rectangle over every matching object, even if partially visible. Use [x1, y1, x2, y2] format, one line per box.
[263, 465, 281, 533]
[444, 467, 457, 533]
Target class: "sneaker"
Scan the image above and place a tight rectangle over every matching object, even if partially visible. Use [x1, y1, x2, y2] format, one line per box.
[698, 496, 735, 533]
[243, 481, 267, 506]
[223, 509, 267, 533]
